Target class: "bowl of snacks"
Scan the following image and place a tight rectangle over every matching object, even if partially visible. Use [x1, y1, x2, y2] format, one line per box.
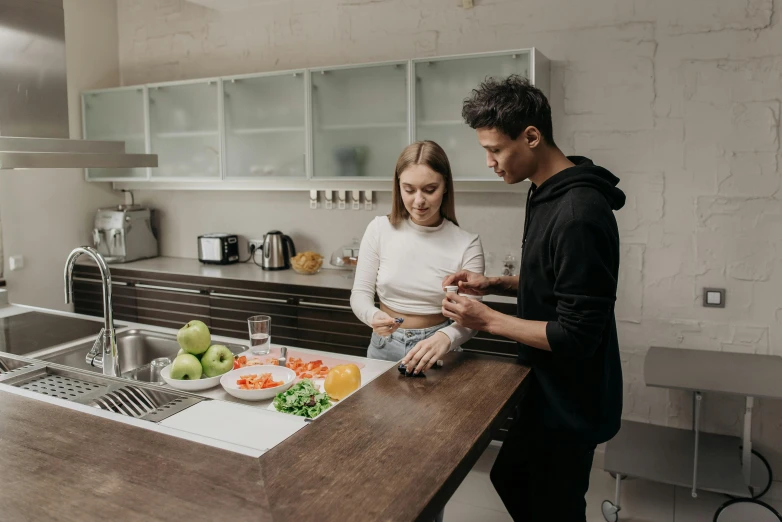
[291, 251, 324, 275]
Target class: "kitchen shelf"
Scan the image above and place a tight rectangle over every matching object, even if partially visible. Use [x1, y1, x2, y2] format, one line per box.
[604, 420, 750, 497]
[83, 47, 550, 189]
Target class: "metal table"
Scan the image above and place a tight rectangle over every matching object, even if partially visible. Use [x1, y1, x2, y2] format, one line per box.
[602, 347, 782, 521]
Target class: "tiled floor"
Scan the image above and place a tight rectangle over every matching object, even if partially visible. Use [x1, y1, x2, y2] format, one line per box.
[444, 443, 782, 522]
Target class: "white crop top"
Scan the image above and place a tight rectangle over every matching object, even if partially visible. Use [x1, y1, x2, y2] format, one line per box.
[350, 216, 485, 350]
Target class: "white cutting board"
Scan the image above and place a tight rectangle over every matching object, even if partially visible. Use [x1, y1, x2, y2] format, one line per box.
[160, 400, 307, 453]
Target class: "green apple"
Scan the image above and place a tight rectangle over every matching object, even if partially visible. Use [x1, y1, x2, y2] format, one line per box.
[170, 353, 203, 380]
[177, 347, 202, 360]
[200, 344, 234, 378]
[177, 320, 211, 355]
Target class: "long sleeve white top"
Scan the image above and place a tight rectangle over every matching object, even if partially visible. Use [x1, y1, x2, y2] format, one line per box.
[350, 216, 485, 350]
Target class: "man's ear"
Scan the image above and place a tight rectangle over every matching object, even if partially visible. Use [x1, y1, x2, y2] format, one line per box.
[524, 126, 542, 149]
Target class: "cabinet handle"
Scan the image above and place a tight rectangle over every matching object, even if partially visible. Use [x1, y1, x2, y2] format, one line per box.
[211, 292, 288, 304]
[298, 300, 352, 311]
[135, 283, 202, 294]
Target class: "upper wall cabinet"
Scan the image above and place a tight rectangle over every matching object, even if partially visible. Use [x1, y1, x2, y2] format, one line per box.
[82, 87, 147, 181]
[82, 48, 549, 189]
[148, 80, 221, 179]
[223, 72, 307, 178]
[414, 51, 540, 181]
[310, 63, 408, 179]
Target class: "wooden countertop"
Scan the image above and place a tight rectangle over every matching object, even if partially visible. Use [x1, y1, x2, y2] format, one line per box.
[0, 390, 270, 522]
[0, 351, 529, 521]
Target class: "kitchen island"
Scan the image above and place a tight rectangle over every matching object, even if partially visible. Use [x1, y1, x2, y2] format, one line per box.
[0, 303, 529, 521]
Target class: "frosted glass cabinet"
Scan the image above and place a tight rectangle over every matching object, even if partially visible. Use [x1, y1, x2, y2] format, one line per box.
[82, 48, 548, 186]
[148, 80, 220, 179]
[415, 51, 533, 180]
[310, 63, 408, 179]
[223, 72, 306, 178]
[82, 87, 147, 180]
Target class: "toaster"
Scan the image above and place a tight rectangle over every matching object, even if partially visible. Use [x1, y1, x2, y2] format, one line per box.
[198, 234, 239, 265]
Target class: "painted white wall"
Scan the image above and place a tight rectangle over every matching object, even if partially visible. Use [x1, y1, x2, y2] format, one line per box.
[0, 0, 124, 310]
[113, 0, 782, 472]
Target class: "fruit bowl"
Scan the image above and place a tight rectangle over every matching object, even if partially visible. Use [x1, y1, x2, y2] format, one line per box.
[220, 365, 296, 401]
[161, 365, 225, 391]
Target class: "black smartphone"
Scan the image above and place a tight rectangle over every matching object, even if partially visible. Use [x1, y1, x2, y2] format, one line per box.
[398, 363, 425, 377]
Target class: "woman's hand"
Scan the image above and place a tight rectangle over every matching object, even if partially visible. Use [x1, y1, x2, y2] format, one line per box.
[400, 331, 451, 375]
[371, 310, 401, 337]
[442, 270, 493, 296]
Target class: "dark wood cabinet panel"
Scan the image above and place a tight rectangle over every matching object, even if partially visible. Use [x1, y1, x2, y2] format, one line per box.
[462, 336, 518, 357]
[72, 279, 138, 323]
[209, 297, 298, 327]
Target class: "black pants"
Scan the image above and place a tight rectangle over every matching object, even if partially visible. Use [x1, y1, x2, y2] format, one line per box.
[490, 413, 595, 521]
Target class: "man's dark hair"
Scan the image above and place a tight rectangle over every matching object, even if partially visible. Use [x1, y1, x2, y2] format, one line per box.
[462, 75, 555, 146]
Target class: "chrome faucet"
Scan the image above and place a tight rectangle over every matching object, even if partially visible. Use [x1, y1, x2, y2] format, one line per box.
[64, 246, 120, 377]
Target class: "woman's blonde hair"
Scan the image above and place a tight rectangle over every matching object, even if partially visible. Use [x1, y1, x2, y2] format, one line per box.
[389, 140, 458, 227]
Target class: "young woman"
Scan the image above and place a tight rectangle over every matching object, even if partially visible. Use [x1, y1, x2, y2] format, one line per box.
[350, 140, 485, 375]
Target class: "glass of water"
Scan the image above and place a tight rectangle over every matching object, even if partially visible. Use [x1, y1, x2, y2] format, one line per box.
[247, 315, 272, 355]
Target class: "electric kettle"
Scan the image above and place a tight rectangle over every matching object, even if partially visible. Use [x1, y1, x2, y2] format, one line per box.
[261, 231, 296, 270]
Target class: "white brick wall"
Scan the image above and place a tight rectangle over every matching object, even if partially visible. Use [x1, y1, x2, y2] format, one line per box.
[115, 0, 782, 469]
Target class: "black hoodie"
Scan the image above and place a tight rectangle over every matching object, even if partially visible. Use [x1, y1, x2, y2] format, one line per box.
[517, 156, 625, 447]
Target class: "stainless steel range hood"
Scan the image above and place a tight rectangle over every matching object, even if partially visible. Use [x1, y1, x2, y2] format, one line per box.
[0, 0, 157, 170]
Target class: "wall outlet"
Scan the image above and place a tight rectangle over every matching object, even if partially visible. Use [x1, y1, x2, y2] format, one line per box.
[248, 239, 264, 253]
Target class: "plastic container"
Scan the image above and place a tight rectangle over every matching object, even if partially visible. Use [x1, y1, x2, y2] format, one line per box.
[330, 237, 360, 270]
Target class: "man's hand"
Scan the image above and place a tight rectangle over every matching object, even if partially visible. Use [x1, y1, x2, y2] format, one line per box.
[442, 293, 496, 331]
[442, 270, 493, 296]
[400, 331, 451, 374]
[371, 311, 401, 337]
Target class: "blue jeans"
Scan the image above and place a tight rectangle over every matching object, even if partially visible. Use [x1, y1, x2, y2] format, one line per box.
[367, 321, 450, 361]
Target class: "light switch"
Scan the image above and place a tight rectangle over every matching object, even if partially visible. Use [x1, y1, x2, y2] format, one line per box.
[703, 288, 725, 308]
[9, 255, 24, 271]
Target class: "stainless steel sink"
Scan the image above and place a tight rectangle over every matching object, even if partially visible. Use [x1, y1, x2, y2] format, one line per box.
[0, 361, 204, 423]
[36, 329, 247, 382]
[0, 353, 43, 379]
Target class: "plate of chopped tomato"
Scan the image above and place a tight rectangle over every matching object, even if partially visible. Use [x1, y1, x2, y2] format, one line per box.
[219, 365, 296, 401]
[261, 356, 331, 380]
[233, 354, 332, 381]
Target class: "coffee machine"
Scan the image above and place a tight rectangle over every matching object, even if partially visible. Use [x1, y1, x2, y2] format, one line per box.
[93, 205, 158, 264]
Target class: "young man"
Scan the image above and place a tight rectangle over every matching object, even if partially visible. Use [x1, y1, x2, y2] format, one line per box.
[442, 75, 624, 520]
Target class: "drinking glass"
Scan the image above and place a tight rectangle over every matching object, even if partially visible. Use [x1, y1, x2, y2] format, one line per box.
[247, 315, 272, 355]
[149, 357, 171, 384]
